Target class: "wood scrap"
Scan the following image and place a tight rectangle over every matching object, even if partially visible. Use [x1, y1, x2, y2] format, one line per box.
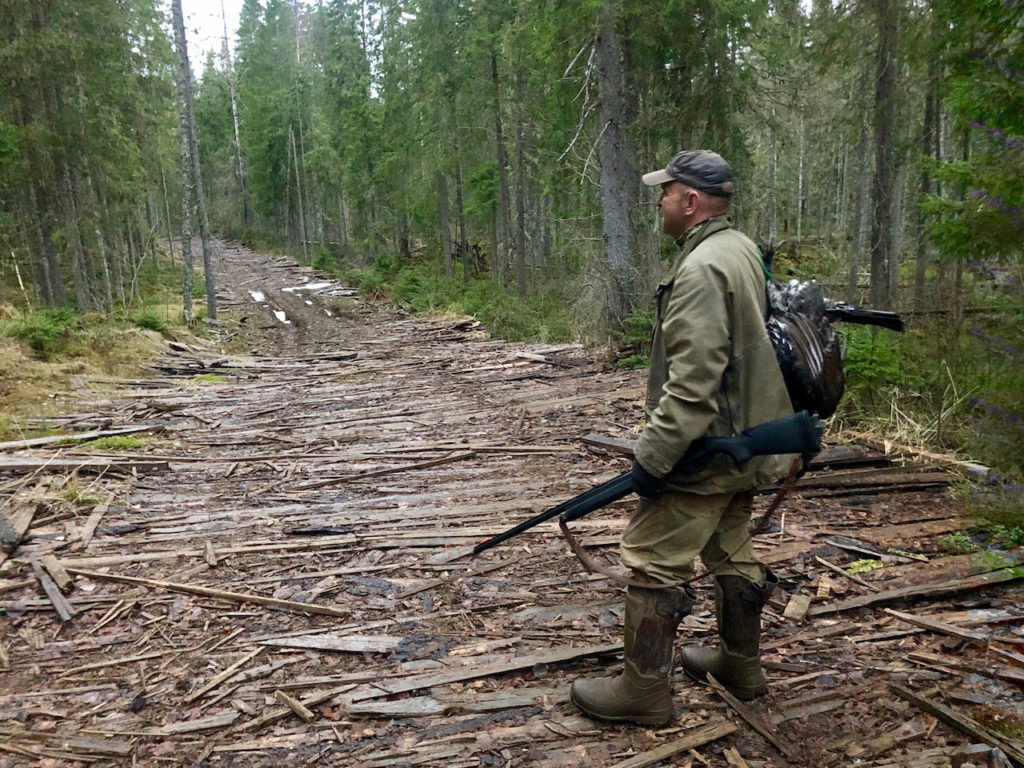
[185, 648, 263, 703]
[0, 500, 38, 557]
[161, 710, 239, 734]
[607, 720, 737, 768]
[274, 690, 316, 722]
[808, 566, 1024, 616]
[292, 450, 476, 490]
[0, 425, 155, 451]
[29, 556, 75, 622]
[39, 554, 73, 591]
[65, 567, 352, 619]
[259, 634, 403, 653]
[883, 607, 991, 643]
[0, 457, 169, 474]
[706, 674, 801, 761]
[813, 555, 880, 592]
[889, 683, 1024, 764]
[79, 492, 115, 549]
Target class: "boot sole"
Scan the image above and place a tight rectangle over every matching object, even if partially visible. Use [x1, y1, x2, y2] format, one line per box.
[569, 689, 674, 726]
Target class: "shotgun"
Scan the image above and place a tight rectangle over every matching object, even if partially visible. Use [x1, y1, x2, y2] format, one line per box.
[473, 410, 823, 555]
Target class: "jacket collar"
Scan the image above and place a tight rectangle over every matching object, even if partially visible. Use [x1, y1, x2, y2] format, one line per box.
[674, 214, 733, 256]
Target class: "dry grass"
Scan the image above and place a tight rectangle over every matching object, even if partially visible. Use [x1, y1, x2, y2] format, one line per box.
[0, 327, 169, 440]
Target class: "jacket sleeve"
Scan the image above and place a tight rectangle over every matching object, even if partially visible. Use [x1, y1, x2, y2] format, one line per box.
[633, 256, 732, 478]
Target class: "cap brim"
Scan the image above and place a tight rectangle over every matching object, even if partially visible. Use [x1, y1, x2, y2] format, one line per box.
[642, 169, 674, 186]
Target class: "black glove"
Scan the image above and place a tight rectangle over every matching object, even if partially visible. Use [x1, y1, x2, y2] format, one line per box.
[631, 459, 667, 499]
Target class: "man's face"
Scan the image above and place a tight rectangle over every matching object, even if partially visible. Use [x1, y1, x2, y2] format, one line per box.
[657, 181, 694, 238]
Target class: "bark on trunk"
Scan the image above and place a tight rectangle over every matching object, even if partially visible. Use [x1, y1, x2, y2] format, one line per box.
[869, 0, 899, 310]
[595, 0, 635, 327]
[491, 51, 512, 288]
[172, 0, 217, 320]
[438, 172, 452, 280]
[514, 68, 528, 298]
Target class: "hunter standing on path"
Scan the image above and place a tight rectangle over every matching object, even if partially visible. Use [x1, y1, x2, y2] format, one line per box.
[571, 150, 795, 726]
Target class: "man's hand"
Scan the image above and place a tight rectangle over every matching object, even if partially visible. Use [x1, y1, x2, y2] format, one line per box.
[631, 459, 667, 499]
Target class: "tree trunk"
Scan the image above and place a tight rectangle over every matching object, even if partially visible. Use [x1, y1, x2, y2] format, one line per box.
[491, 51, 513, 287]
[438, 172, 452, 279]
[869, 0, 899, 310]
[28, 182, 63, 306]
[221, 0, 249, 227]
[768, 118, 778, 245]
[796, 112, 804, 257]
[172, 0, 216, 320]
[454, 157, 469, 284]
[289, 125, 309, 263]
[595, 0, 635, 327]
[159, 155, 176, 266]
[514, 68, 528, 298]
[913, 39, 939, 312]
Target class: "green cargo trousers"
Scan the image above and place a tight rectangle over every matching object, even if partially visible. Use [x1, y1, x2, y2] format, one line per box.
[620, 489, 766, 587]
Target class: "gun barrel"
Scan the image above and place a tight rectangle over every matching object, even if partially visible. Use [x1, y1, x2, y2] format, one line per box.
[473, 472, 632, 555]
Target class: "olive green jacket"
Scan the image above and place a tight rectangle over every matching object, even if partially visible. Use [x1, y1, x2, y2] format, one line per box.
[633, 215, 794, 495]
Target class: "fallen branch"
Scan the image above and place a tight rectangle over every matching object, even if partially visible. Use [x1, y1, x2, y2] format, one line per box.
[292, 450, 476, 490]
[65, 568, 352, 619]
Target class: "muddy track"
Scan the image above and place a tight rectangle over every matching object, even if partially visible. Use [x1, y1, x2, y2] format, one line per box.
[1, 241, 1022, 768]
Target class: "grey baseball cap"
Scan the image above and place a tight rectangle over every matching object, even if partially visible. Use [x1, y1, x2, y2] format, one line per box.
[642, 150, 734, 197]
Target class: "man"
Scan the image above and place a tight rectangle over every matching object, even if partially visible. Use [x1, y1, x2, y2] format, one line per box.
[570, 150, 794, 726]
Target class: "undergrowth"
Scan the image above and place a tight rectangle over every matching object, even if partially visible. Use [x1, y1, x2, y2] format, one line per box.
[0, 258, 208, 439]
[336, 253, 576, 344]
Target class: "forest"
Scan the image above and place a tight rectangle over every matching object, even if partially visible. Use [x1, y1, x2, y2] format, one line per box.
[0, 0, 1022, 516]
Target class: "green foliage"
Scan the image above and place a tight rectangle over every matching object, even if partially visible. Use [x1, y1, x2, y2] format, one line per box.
[3, 308, 78, 356]
[133, 311, 167, 333]
[337, 254, 574, 344]
[89, 436, 144, 450]
[312, 248, 337, 273]
[194, 374, 228, 383]
[846, 559, 885, 574]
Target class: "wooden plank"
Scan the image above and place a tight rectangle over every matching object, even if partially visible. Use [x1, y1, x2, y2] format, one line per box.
[292, 450, 476, 490]
[39, 554, 73, 591]
[58, 736, 134, 756]
[706, 674, 801, 761]
[813, 555, 880, 592]
[0, 425, 154, 452]
[807, 567, 1024, 616]
[0, 501, 38, 555]
[30, 557, 75, 622]
[66, 567, 353, 619]
[238, 683, 358, 732]
[346, 695, 446, 718]
[783, 593, 812, 621]
[274, 690, 316, 722]
[161, 710, 239, 735]
[79, 493, 115, 549]
[61, 651, 166, 676]
[185, 648, 263, 703]
[259, 634, 404, 654]
[339, 643, 623, 706]
[0, 457, 169, 474]
[607, 720, 737, 768]
[883, 608, 990, 643]
[889, 683, 1024, 764]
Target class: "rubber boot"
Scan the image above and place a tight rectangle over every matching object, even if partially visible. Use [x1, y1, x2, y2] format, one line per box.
[680, 570, 777, 700]
[570, 585, 693, 725]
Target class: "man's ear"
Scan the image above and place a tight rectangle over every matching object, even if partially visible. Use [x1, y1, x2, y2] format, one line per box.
[685, 189, 700, 214]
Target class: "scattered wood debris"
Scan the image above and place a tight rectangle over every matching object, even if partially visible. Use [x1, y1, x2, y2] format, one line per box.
[1, 241, 1022, 767]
